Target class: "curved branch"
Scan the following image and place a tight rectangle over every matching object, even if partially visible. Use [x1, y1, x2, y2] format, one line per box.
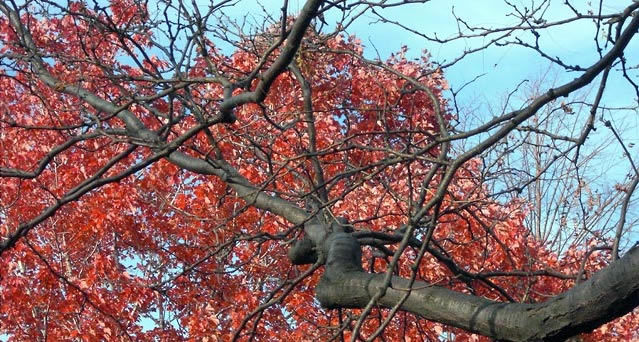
[0, 0, 313, 226]
[0, 132, 102, 178]
[217, 0, 324, 119]
[316, 233, 639, 342]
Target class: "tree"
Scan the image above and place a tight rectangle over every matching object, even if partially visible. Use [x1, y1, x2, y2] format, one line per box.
[489, 73, 639, 253]
[1, 0, 638, 341]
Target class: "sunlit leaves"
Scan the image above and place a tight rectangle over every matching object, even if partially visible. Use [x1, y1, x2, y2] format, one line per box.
[0, 1, 637, 341]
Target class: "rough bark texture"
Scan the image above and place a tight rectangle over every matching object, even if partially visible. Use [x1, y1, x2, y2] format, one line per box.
[2, 0, 639, 340]
[308, 231, 639, 342]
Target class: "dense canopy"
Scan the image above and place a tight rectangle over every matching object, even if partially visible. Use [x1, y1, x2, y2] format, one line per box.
[1, 1, 638, 341]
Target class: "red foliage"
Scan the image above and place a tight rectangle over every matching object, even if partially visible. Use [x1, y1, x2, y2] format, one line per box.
[0, 3, 636, 341]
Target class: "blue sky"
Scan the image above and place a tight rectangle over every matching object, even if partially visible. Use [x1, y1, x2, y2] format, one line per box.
[217, 0, 639, 245]
[330, 1, 636, 107]
[2, 1, 637, 339]
[220, 0, 637, 132]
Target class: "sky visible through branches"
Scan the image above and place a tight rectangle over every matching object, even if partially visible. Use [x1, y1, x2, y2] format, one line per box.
[45, 0, 630, 334]
[109, 0, 639, 333]
[1, 0, 638, 340]
[222, 0, 638, 170]
[219, 0, 639, 242]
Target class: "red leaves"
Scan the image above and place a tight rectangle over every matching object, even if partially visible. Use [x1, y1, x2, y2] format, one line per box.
[0, 8, 636, 342]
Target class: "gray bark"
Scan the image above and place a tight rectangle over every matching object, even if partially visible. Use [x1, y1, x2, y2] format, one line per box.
[308, 231, 639, 342]
[2, 1, 639, 340]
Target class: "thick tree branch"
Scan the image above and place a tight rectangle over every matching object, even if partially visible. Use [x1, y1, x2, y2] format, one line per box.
[217, 0, 324, 119]
[316, 233, 639, 342]
[0, 0, 314, 227]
